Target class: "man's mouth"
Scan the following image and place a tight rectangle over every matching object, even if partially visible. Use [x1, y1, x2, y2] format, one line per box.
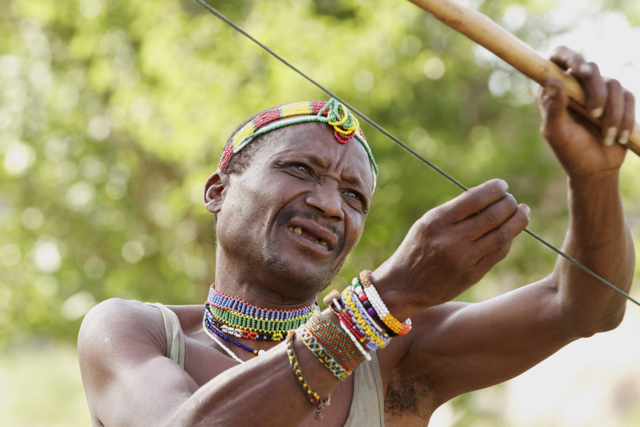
[288, 226, 329, 250]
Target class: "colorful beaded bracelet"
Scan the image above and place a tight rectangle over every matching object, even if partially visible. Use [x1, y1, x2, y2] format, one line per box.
[351, 280, 386, 334]
[346, 285, 389, 341]
[298, 324, 351, 381]
[342, 285, 390, 350]
[305, 310, 364, 371]
[359, 270, 412, 336]
[286, 330, 331, 419]
[337, 291, 379, 352]
[328, 297, 371, 361]
[324, 284, 391, 355]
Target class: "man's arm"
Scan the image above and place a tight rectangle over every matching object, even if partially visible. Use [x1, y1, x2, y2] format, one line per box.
[78, 299, 345, 426]
[374, 47, 635, 409]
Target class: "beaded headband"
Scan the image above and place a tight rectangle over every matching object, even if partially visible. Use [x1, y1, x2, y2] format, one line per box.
[218, 99, 378, 187]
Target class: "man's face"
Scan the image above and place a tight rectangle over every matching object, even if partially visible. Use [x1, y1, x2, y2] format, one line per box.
[214, 122, 374, 299]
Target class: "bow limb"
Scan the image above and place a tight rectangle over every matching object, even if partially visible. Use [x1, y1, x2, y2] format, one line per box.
[409, 0, 640, 156]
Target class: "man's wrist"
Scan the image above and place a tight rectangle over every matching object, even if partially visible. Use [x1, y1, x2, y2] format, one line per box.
[567, 169, 620, 195]
[370, 270, 421, 323]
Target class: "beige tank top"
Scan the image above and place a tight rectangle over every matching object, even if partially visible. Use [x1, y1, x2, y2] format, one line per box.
[147, 303, 384, 426]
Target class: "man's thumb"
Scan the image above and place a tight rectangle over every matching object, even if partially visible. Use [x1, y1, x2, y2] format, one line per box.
[539, 78, 569, 129]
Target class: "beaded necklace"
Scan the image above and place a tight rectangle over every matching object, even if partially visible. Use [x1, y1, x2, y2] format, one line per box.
[202, 317, 245, 364]
[206, 284, 318, 341]
[202, 284, 318, 358]
[204, 309, 265, 357]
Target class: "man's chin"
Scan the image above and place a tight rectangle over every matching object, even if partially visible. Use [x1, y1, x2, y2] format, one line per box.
[259, 249, 339, 295]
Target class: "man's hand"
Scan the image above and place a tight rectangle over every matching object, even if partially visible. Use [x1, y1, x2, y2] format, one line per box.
[539, 46, 635, 178]
[373, 179, 530, 320]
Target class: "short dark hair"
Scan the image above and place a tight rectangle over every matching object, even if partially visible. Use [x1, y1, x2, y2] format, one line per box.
[222, 111, 268, 176]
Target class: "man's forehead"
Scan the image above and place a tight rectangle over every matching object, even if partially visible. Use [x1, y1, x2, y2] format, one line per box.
[272, 123, 366, 158]
[269, 123, 375, 191]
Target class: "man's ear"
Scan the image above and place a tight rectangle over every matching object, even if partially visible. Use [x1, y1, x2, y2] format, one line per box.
[204, 172, 230, 213]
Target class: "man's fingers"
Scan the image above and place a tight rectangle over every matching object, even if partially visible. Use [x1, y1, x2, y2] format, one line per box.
[547, 46, 634, 148]
[440, 179, 509, 224]
[550, 47, 608, 118]
[619, 91, 635, 145]
[575, 62, 608, 119]
[474, 240, 512, 275]
[461, 193, 519, 241]
[472, 204, 530, 258]
[550, 45, 587, 76]
[600, 79, 624, 147]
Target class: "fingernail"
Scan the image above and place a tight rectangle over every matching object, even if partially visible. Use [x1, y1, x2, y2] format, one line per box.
[500, 179, 509, 191]
[604, 127, 618, 146]
[579, 63, 592, 76]
[546, 86, 557, 97]
[591, 107, 604, 119]
[619, 130, 630, 145]
[523, 204, 531, 219]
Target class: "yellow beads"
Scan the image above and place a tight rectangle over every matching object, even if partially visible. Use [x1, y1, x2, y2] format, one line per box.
[281, 101, 313, 117]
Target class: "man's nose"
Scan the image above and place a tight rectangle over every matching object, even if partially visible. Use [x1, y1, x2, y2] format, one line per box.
[305, 183, 344, 221]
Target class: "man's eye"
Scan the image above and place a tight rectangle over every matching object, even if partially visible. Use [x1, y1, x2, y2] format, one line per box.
[295, 164, 311, 174]
[344, 190, 362, 202]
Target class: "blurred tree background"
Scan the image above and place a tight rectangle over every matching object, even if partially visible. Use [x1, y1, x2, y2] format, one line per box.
[1, 0, 639, 425]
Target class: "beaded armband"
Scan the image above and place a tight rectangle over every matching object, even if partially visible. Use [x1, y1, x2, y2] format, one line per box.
[341, 284, 391, 351]
[298, 324, 352, 381]
[359, 270, 412, 336]
[325, 291, 371, 361]
[351, 277, 391, 335]
[322, 285, 391, 361]
[306, 310, 365, 371]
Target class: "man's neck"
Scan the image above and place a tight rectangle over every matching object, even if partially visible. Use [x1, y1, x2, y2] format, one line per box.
[213, 251, 319, 310]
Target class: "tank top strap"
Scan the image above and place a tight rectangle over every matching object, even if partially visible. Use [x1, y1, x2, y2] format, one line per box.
[344, 350, 385, 426]
[146, 302, 186, 369]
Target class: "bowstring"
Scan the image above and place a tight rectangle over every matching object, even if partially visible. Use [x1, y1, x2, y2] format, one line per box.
[195, 0, 640, 308]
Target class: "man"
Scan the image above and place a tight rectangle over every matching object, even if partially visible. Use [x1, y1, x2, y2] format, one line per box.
[78, 47, 636, 426]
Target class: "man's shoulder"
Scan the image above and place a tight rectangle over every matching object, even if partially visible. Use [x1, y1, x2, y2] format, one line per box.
[78, 298, 167, 363]
[78, 299, 196, 424]
[81, 298, 160, 333]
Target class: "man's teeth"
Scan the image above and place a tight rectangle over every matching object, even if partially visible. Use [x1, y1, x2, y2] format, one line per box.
[288, 226, 328, 249]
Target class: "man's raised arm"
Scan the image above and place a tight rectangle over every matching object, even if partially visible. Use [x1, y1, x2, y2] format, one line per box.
[371, 47, 635, 411]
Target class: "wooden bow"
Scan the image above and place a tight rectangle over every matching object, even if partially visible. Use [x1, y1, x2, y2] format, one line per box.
[410, 0, 640, 156]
